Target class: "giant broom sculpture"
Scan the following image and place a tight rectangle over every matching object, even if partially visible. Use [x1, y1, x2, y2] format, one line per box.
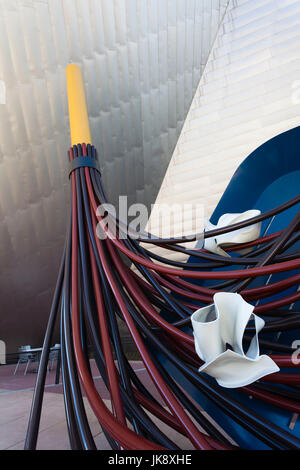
[25, 65, 300, 450]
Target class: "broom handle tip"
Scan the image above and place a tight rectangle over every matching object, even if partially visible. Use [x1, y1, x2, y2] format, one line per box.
[66, 64, 92, 146]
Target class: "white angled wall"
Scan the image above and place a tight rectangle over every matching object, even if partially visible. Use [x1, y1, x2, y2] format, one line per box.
[147, 0, 300, 262]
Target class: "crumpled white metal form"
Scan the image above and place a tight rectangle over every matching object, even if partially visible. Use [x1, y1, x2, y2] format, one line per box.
[191, 292, 280, 388]
[204, 210, 261, 257]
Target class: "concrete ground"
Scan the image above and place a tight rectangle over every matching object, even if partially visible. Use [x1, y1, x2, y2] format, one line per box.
[0, 389, 112, 450]
[0, 360, 209, 450]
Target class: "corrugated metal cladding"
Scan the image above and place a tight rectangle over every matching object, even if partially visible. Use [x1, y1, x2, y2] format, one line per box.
[147, 0, 300, 263]
[0, 0, 228, 352]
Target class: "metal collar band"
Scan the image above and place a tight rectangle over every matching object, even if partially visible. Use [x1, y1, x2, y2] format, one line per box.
[69, 156, 100, 178]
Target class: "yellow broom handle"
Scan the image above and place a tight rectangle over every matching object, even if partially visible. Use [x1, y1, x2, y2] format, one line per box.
[66, 64, 92, 146]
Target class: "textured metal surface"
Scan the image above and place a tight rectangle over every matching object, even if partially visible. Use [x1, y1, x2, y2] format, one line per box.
[147, 0, 300, 263]
[0, 0, 228, 352]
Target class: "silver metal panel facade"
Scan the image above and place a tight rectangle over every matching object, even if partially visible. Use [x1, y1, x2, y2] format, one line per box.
[147, 0, 300, 264]
[0, 0, 228, 352]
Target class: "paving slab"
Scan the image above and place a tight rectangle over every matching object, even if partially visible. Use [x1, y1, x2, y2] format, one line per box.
[0, 361, 233, 450]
